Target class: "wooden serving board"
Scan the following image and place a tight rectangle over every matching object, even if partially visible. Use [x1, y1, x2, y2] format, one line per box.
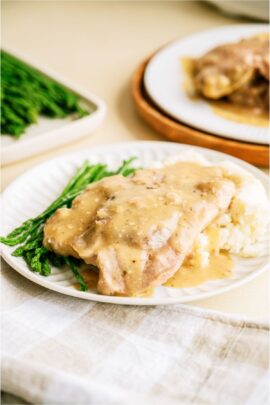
[132, 59, 269, 167]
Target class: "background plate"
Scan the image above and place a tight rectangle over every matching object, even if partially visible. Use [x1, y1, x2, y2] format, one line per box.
[1, 141, 269, 305]
[144, 24, 269, 145]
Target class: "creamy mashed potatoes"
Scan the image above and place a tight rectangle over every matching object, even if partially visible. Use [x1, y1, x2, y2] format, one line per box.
[161, 151, 270, 267]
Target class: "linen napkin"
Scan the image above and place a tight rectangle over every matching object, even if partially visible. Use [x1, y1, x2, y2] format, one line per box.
[1, 259, 269, 405]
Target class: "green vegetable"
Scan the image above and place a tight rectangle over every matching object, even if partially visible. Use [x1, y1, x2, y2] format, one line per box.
[0, 158, 137, 291]
[1, 50, 89, 138]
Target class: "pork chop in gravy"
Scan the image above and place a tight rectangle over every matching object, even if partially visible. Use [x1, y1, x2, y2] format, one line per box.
[192, 34, 269, 114]
[44, 163, 235, 296]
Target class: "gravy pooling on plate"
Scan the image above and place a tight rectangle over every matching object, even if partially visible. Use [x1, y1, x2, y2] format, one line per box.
[165, 252, 233, 288]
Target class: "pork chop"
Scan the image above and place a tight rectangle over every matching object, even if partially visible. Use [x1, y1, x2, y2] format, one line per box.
[43, 162, 235, 296]
[193, 34, 269, 99]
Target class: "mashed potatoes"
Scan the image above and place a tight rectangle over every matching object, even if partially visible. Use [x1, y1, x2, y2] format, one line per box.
[162, 151, 270, 268]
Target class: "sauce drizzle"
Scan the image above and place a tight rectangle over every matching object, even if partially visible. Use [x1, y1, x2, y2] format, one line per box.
[165, 252, 233, 288]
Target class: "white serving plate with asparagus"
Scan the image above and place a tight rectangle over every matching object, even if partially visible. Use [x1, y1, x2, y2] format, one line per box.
[1, 142, 269, 305]
[1, 46, 106, 165]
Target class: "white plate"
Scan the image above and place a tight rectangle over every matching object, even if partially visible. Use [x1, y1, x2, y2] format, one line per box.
[1, 46, 106, 165]
[206, 1, 269, 22]
[144, 24, 269, 145]
[1, 141, 269, 305]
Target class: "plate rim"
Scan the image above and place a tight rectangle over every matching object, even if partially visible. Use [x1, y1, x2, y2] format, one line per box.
[144, 23, 269, 145]
[1, 141, 269, 305]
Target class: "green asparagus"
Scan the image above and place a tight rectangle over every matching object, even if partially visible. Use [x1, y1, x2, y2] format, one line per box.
[0, 158, 137, 291]
[1, 50, 89, 137]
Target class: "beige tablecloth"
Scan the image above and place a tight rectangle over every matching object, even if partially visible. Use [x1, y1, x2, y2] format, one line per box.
[2, 260, 269, 405]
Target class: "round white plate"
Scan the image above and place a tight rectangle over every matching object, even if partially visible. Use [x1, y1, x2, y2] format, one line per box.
[1, 141, 269, 305]
[144, 24, 269, 145]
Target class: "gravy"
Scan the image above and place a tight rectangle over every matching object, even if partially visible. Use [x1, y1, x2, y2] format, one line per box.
[165, 252, 233, 288]
[211, 101, 268, 127]
[45, 162, 235, 296]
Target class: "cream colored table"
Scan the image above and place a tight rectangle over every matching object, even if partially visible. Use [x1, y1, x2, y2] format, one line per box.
[2, 1, 269, 320]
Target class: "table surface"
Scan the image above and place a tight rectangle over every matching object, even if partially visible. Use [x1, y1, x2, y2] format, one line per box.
[2, 1, 269, 320]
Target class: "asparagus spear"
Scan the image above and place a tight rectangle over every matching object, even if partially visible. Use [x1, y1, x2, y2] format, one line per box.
[1, 50, 89, 137]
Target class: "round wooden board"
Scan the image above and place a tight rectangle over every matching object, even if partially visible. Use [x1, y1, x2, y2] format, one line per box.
[131, 59, 269, 167]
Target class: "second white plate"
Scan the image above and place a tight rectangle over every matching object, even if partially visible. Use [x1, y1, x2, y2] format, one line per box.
[144, 24, 269, 145]
[1, 141, 269, 305]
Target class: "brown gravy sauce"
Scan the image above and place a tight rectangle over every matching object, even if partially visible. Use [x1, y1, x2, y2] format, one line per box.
[50, 161, 236, 296]
[181, 58, 269, 127]
[165, 252, 233, 288]
[210, 102, 268, 127]
[66, 161, 235, 297]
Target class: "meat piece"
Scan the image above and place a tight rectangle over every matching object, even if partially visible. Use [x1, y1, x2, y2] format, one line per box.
[227, 77, 269, 113]
[193, 34, 269, 99]
[43, 175, 128, 257]
[44, 163, 235, 296]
